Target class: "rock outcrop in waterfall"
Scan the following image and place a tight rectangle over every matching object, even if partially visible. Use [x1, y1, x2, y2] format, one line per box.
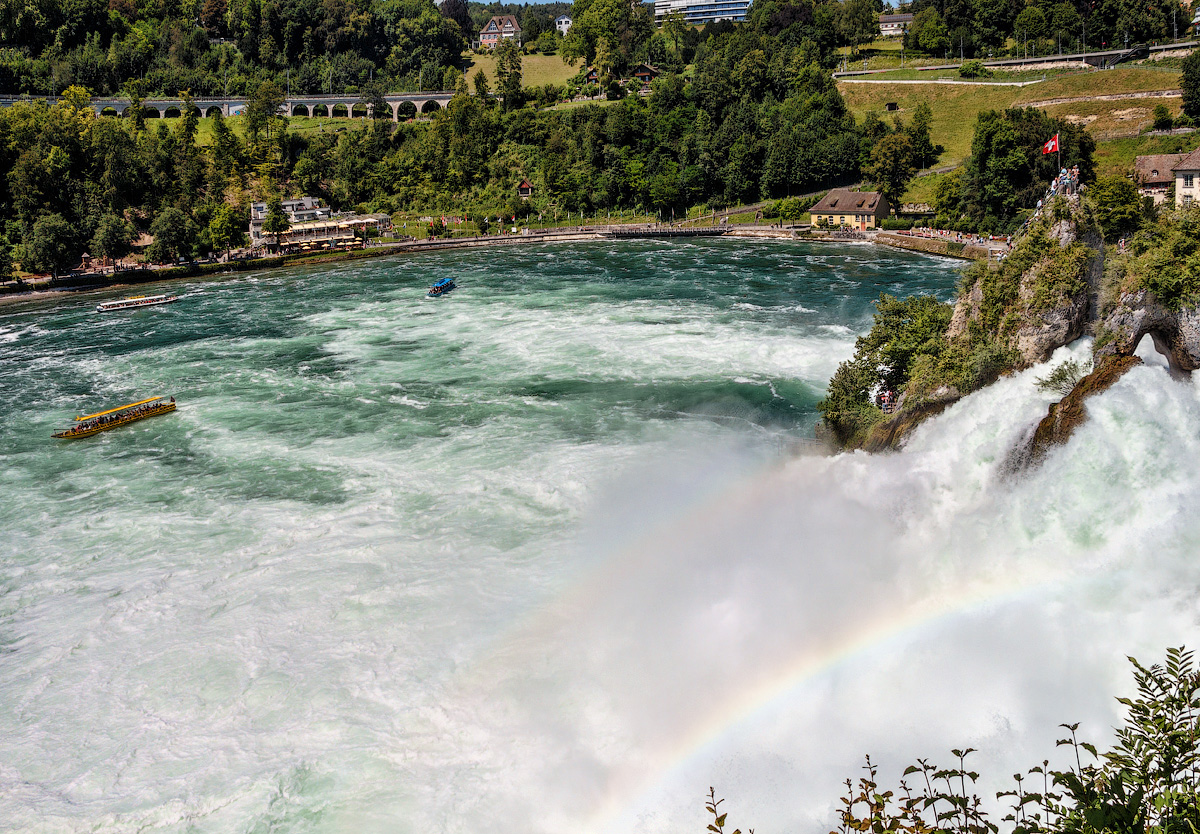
[819, 195, 1200, 464]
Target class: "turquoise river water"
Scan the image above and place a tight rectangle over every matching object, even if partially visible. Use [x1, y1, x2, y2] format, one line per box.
[3, 239, 1200, 834]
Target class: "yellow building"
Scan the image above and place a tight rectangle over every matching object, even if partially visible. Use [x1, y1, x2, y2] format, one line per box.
[808, 189, 891, 230]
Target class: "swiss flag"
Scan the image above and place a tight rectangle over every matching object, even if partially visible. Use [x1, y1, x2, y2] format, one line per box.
[1042, 134, 1060, 155]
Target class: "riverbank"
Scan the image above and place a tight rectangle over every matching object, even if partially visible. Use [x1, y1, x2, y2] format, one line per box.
[0, 223, 988, 308]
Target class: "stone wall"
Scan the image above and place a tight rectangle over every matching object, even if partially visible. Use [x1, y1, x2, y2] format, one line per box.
[875, 232, 991, 261]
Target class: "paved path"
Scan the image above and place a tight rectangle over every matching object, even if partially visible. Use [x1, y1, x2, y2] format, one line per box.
[1022, 89, 1182, 107]
[838, 78, 1046, 86]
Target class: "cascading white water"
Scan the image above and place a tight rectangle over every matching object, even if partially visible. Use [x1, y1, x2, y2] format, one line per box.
[2, 243, 1197, 834]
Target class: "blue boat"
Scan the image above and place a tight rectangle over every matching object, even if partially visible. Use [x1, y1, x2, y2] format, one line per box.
[427, 278, 456, 298]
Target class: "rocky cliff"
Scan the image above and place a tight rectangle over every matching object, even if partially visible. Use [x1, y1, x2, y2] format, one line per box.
[858, 197, 1200, 465]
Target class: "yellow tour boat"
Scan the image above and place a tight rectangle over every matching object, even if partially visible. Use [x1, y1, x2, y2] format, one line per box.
[52, 396, 176, 439]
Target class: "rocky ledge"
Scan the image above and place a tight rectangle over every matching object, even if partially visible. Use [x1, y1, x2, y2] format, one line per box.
[862, 198, 1199, 466]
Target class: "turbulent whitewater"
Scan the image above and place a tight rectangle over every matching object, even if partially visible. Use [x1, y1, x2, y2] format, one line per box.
[1, 240, 1198, 834]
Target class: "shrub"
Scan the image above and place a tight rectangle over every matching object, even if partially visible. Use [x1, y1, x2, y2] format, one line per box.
[818, 294, 954, 442]
[959, 60, 992, 78]
[880, 217, 915, 230]
[1035, 357, 1090, 395]
[1153, 102, 1174, 131]
[832, 648, 1200, 834]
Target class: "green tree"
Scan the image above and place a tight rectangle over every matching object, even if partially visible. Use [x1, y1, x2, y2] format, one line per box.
[1154, 103, 1174, 131]
[90, 212, 136, 267]
[1050, 2, 1081, 52]
[908, 7, 948, 55]
[818, 293, 952, 443]
[494, 38, 523, 111]
[22, 213, 81, 278]
[1014, 7, 1047, 54]
[260, 196, 290, 251]
[662, 12, 686, 56]
[1182, 50, 1200, 119]
[361, 81, 390, 120]
[838, 0, 880, 57]
[866, 132, 915, 208]
[146, 207, 197, 263]
[207, 203, 246, 257]
[473, 68, 491, 98]
[0, 240, 13, 283]
[245, 80, 285, 151]
[906, 102, 942, 170]
[1090, 175, 1143, 241]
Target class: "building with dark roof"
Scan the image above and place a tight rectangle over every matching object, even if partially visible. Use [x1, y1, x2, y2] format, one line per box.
[480, 15, 521, 49]
[1134, 153, 1186, 205]
[808, 189, 891, 229]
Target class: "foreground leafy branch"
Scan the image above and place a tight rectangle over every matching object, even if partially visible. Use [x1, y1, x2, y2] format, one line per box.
[712, 649, 1200, 834]
[826, 649, 1200, 834]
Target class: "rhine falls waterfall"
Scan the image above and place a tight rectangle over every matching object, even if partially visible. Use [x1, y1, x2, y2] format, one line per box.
[1, 239, 1197, 834]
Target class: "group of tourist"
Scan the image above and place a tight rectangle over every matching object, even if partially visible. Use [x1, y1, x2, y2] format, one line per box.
[1027, 165, 1083, 229]
[72, 398, 174, 434]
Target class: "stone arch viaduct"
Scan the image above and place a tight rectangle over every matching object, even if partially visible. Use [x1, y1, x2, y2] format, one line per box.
[0, 91, 455, 121]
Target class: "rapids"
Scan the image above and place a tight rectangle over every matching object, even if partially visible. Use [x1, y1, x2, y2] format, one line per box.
[1, 239, 1196, 834]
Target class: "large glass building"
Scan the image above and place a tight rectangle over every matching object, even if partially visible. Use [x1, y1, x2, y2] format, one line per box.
[654, 0, 751, 25]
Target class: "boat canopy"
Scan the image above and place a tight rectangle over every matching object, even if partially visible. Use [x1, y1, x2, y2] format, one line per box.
[77, 397, 166, 421]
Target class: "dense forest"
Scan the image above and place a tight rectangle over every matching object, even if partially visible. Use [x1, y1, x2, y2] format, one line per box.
[902, 0, 1185, 59]
[0, 0, 1120, 276]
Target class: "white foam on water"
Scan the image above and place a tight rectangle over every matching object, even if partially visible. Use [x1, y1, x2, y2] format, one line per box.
[10, 246, 1185, 834]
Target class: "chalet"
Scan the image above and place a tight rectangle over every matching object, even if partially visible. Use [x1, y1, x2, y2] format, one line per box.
[1135, 153, 1185, 205]
[807, 189, 890, 230]
[554, 14, 572, 35]
[631, 63, 660, 86]
[480, 15, 522, 49]
[585, 66, 599, 84]
[879, 12, 912, 37]
[517, 178, 534, 199]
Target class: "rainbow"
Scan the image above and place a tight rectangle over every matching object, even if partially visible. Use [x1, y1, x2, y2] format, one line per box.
[460, 451, 1065, 833]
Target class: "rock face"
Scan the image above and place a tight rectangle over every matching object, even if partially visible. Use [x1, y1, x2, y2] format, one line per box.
[1012, 212, 1103, 366]
[1095, 289, 1200, 376]
[847, 197, 1200, 464]
[949, 204, 1104, 368]
[863, 390, 961, 452]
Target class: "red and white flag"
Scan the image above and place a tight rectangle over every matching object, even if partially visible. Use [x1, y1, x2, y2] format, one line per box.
[1042, 134, 1059, 155]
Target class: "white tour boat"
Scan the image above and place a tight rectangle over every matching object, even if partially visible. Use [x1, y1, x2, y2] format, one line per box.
[96, 294, 179, 312]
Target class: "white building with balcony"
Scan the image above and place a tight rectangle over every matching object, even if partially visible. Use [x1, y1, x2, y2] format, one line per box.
[654, 0, 751, 25]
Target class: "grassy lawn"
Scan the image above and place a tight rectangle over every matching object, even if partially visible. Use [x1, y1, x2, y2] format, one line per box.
[1012, 66, 1181, 102]
[463, 52, 581, 89]
[838, 82, 1024, 167]
[1042, 96, 1181, 139]
[1093, 130, 1200, 176]
[902, 171, 949, 205]
[146, 113, 361, 146]
[846, 66, 1084, 83]
[842, 65, 1185, 168]
[834, 39, 953, 70]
